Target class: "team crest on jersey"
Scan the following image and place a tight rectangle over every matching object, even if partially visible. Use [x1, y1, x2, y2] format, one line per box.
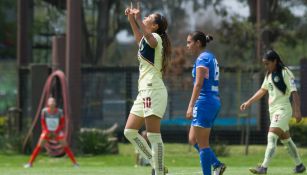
[273, 76, 280, 82]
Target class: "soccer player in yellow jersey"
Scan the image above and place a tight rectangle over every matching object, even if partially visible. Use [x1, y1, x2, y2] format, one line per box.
[123, 3, 171, 175]
[240, 50, 305, 174]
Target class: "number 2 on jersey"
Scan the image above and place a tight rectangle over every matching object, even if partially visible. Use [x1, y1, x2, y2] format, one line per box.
[213, 58, 219, 81]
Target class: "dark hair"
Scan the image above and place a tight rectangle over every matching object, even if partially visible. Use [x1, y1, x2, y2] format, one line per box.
[153, 13, 172, 75]
[189, 31, 213, 48]
[263, 50, 287, 94]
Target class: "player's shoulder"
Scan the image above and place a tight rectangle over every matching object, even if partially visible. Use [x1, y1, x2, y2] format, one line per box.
[152, 32, 161, 40]
[282, 67, 294, 77]
[197, 52, 215, 63]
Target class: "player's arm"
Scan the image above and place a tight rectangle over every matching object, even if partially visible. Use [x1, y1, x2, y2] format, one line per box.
[284, 68, 302, 123]
[240, 88, 267, 111]
[125, 8, 142, 44]
[291, 91, 302, 123]
[186, 67, 207, 119]
[134, 6, 157, 48]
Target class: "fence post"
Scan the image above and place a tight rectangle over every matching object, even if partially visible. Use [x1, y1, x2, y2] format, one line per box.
[31, 64, 49, 149]
[125, 71, 132, 120]
[300, 58, 307, 117]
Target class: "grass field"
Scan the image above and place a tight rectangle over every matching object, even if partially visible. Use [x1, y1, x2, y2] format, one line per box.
[0, 143, 306, 175]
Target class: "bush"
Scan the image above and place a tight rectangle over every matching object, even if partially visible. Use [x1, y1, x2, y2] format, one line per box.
[290, 123, 307, 146]
[78, 128, 118, 155]
[211, 143, 230, 157]
[0, 135, 25, 154]
[210, 136, 230, 157]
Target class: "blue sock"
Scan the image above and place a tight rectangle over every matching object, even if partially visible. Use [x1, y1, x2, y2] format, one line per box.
[194, 143, 200, 152]
[199, 148, 211, 175]
[209, 148, 221, 168]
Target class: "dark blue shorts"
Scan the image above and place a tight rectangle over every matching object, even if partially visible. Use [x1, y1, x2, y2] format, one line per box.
[191, 98, 221, 128]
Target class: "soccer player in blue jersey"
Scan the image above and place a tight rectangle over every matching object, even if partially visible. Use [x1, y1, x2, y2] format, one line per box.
[186, 31, 226, 175]
[123, 3, 171, 175]
[241, 50, 305, 174]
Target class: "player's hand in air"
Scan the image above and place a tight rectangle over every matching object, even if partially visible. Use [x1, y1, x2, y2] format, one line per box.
[125, 8, 134, 21]
[186, 106, 193, 120]
[240, 101, 251, 111]
[133, 8, 141, 22]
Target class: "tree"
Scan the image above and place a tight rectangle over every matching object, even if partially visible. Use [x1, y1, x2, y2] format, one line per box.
[34, 0, 226, 65]
[0, 1, 16, 59]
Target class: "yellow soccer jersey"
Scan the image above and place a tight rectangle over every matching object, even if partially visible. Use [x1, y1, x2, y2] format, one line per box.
[261, 67, 297, 112]
[137, 33, 165, 91]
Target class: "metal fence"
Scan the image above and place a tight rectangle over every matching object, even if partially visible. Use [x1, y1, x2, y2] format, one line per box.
[80, 67, 263, 129]
[15, 65, 301, 144]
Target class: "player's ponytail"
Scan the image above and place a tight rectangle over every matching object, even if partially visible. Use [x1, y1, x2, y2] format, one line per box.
[154, 13, 172, 75]
[263, 50, 287, 94]
[189, 31, 213, 48]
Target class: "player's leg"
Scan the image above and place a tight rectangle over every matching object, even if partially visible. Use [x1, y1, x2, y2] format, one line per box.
[280, 131, 305, 173]
[276, 108, 305, 173]
[250, 128, 279, 174]
[144, 88, 168, 175]
[25, 132, 47, 167]
[124, 113, 154, 166]
[194, 126, 212, 175]
[262, 130, 279, 167]
[57, 133, 78, 166]
[188, 127, 199, 152]
[145, 115, 164, 175]
[124, 92, 154, 165]
[193, 100, 225, 175]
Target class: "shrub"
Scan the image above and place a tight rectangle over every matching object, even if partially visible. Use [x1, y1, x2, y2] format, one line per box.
[290, 118, 307, 146]
[78, 128, 118, 155]
[0, 135, 25, 154]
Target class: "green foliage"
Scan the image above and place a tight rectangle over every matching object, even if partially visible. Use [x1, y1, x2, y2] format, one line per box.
[78, 128, 118, 155]
[0, 60, 17, 115]
[217, 18, 257, 66]
[290, 124, 307, 146]
[0, 135, 25, 154]
[211, 143, 230, 157]
[0, 0, 16, 58]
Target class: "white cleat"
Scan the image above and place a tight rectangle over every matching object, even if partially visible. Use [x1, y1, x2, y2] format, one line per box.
[213, 163, 226, 175]
[73, 163, 80, 168]
[23, 163, 32, 168]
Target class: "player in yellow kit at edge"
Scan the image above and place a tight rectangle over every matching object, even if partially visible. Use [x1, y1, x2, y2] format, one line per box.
[241, 50, 306, 174]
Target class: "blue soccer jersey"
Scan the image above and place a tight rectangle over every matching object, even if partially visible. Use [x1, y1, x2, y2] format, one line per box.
[192, 51, 220, 99]
[191, 51, 221, 128]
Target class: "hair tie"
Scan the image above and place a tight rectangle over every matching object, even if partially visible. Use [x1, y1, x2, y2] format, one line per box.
[205, 35, 210, 41]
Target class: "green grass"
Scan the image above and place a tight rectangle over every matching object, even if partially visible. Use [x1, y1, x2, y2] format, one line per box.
[0, 143, 306, 175]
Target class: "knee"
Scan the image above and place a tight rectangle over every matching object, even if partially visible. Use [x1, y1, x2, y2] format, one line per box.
[188, 137, 196, 145]
[267, 132, 279, 148]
